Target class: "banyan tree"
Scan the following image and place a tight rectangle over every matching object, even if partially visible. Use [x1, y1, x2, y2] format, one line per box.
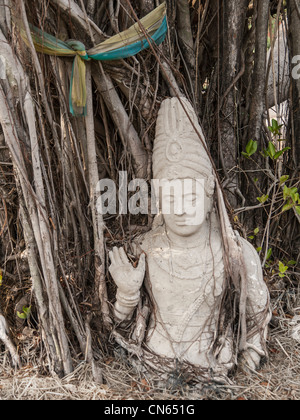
[0, 0, 299, 384]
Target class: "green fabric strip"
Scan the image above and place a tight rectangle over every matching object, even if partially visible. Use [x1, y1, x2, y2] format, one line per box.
[20, 3, 167, 117]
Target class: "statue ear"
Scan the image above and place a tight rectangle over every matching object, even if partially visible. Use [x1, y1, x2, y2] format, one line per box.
[206, 175, 216, 197]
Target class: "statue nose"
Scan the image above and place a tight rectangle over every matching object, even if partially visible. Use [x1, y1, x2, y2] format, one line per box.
[174, 208, 185, 216]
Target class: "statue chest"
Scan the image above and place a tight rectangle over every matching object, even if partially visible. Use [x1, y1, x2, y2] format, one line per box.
[145, 245, 225, 321]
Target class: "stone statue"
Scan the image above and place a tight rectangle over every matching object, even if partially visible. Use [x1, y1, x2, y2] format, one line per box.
[109, 98, 271, 381]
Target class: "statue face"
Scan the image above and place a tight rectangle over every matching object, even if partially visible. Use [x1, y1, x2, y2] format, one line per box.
[160, 178, 213, 237]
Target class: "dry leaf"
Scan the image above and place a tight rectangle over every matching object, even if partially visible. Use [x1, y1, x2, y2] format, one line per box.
[141, 378, 150, 391]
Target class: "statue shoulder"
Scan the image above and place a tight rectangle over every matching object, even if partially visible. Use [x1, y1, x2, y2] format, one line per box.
[238, 236, 262, 273]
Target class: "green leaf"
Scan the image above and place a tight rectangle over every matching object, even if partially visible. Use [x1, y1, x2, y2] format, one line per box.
[23, 306, 31, 316]
[268, 119, 283, 136]
[279, 261, 288, 274]
[284, 187, 299, 203]
[266, 248, 273, 261]
[287, 260, 297, 266]
[282, 203, 294, 213]
[274, 148, 291, 160]
[257, 194, 269, 204]
[291, 192, 299, 204]
[274, 150, 284, 160]
[296, 206, 300, 216]
[254, 227, 260, 235]
[242, 152, 250, 159]
[244, 140, 258, 158]
[268, 142, 276, 159]
[280, 175, 289, 185]
[263, 142, 279, 160]
[283, 185, 292, 200]
[17, 306, 31, 320]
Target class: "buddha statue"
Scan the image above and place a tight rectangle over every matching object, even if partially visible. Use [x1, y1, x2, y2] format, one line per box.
[109, 98, 271, 380]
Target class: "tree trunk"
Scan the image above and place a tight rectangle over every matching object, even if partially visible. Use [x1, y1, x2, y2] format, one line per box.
[219, 0, 249, 207]
[242, 0, 270, 235]
[248, 0, 270, 143]
[288, 0, 300, 169]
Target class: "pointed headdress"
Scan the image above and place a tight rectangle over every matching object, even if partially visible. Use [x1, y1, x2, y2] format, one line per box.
[153, 98, 214, 181]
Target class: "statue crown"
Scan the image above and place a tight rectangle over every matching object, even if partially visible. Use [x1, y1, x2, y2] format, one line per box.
[153, 98, 214, 181]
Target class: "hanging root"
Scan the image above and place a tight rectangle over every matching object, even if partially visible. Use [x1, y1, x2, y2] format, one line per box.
[0, 315, 21, 367]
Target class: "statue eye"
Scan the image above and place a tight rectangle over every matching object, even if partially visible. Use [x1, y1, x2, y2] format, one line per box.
[185, 195, 196, 203]
[162, 196, 174, 204]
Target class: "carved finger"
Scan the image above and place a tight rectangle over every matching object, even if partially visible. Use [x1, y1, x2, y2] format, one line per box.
[119, 247, 130, 265]
[113, 247, 122, 266]
[137, 253, 146, 273]
[109, 251, 115, 266]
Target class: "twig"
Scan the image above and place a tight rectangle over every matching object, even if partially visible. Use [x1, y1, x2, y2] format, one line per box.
[275, 337, 293, 364]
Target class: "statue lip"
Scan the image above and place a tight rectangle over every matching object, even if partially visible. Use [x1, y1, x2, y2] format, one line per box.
[176, 221, 190, 226]
[176, 218, 202, 227]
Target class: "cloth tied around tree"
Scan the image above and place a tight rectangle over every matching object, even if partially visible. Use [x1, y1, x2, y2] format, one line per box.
[19, 2, 167, 116]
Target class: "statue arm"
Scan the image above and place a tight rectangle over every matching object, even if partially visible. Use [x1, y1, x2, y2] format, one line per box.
[109, 246, 146, 322]
[239, 237, 272, 368]
[114, 293, 141, 322]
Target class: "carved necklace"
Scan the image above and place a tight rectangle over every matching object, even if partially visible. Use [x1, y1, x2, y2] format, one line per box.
[165, 228, 210, 282]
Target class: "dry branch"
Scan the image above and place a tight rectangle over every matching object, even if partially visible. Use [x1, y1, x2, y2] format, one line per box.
[85, 64, 110, 327]
[92, 67, 148, 179]
[51, 0, 105, 40]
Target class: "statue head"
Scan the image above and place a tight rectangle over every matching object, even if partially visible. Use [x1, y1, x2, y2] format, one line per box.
[153, 98, 215, 237]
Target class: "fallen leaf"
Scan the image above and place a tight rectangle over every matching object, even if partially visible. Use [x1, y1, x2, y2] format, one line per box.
[260, 382, 269, 387]
[141, 378, 150, 391]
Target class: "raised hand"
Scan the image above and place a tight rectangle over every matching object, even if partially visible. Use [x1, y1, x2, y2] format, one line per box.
[109, 247, 146, 297]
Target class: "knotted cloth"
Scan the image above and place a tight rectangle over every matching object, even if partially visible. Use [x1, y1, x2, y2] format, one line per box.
[20, 2, 167, 116]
